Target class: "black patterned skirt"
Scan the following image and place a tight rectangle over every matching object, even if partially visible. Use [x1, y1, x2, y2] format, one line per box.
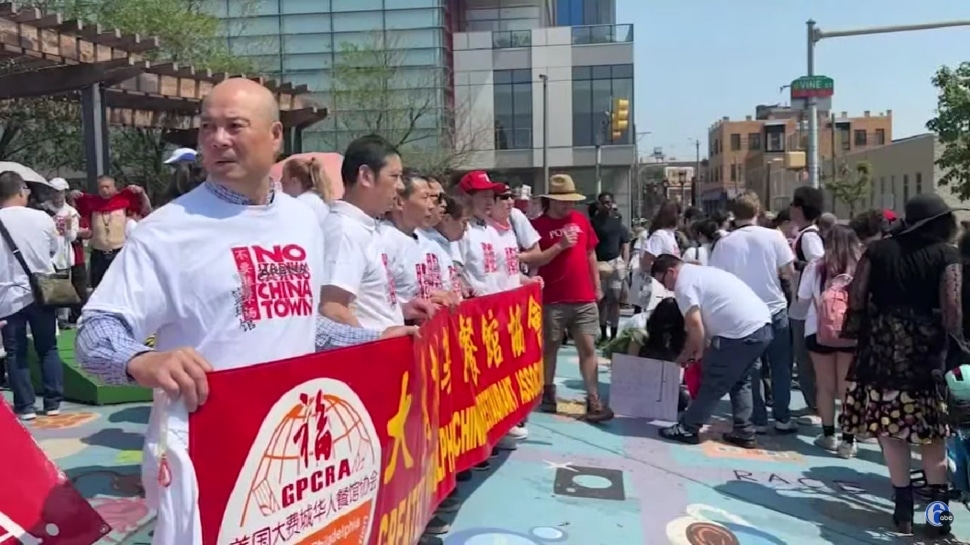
[840, 309, 950, 444]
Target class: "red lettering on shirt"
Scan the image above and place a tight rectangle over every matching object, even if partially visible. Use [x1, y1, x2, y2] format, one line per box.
[531, 211, 599, 304]
[504, 246, 519, 276]
[481, 243, 498, 273]
[230, 244, 313, 328]
[382, 253, 398, 305]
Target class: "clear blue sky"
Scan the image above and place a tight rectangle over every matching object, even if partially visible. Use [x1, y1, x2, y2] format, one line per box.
[616, 0, 970, 161]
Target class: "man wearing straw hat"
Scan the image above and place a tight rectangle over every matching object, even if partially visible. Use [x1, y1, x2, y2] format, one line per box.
[530, 174, 613, 422]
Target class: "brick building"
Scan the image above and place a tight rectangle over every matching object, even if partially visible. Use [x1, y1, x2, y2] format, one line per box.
[699, 106, 893, 212]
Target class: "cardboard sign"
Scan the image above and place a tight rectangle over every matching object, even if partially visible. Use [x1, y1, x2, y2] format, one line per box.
[610, 354, 681, 421]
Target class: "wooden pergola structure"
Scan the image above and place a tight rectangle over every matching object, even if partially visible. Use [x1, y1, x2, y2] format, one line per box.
[0, 1, 326, 185]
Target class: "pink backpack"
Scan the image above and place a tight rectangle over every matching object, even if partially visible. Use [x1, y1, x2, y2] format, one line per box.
[815, 270, 856, 348]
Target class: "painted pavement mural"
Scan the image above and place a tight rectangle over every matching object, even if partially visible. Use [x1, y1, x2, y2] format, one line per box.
[6, 345, 969, 544]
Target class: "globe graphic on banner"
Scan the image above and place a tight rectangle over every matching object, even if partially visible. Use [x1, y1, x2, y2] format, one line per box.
[218, 378, 382, 545]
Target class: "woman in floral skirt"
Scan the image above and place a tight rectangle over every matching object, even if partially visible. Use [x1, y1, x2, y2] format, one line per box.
[840, 194, 963, 536]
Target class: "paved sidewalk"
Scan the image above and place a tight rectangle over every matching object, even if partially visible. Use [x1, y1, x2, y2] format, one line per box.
[8, 344, 970, 544]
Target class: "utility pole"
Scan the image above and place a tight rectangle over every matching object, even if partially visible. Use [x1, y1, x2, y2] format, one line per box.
[595, 122, 603, 194]
[805, 18, 970, 189]
[691, 138, 701, 206]
[539, 74, 549, 193]
[596, 101, 610, 195]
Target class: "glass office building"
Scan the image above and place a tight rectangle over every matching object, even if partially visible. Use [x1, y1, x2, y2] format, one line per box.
[208, 0, 456, 152]
[554, 0, 614, 26]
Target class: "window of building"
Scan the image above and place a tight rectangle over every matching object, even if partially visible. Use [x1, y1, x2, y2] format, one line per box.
[875, 128, 886, 146]
[880, 177, 885, 196]
[854, 129, 867, 147]
[916, 172, 923, 194]
[712, 139, 719, 155]
[494, 69, 533, 150]
[730, 133, 741, 151]
[903, 174, 910, 202]
[747, 133, 761, 150]
[730, 163, 737, 182]
[572, 64, 633, 146]
[556, 0, 614, 26]
[766, 131, 784, 152]
[466, 5, 540, 31]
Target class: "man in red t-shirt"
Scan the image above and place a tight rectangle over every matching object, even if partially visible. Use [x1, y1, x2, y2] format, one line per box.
[530, 174, 613, 422]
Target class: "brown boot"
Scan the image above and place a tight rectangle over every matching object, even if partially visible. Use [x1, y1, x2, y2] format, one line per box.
[585, 395, 614, 423]
[540, 385, 558, 413]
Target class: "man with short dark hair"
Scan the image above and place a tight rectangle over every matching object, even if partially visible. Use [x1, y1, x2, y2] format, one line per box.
[0, 171, 66, 420]
[651, 254, 772, 448]
[789, 185, 825, 423]
[591, 191, 630, 343]
[320, 134, 435, 329]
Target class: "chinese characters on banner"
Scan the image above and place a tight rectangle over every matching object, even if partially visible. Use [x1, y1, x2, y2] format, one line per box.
[189, 284, 544, 545]
[0, 404, 111, 545]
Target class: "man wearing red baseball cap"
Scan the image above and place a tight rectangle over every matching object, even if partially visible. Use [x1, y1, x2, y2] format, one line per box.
[458, 170, 506, 193]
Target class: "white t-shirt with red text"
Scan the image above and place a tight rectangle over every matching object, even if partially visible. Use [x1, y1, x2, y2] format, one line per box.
[83, 185, 324, 545]
[322, 201, 403, 330]
[52, 203, 80, 270]
[418, 228, 462, 297]
[378, 220, 424, 303]
[459, 219, 510, 296]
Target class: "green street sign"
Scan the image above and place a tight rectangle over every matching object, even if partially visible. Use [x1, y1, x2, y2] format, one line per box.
[791, 75, 834, 99]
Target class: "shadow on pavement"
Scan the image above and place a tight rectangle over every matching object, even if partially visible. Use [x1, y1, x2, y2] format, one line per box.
[714, 465, 966, 545]
[66, 464, 144, 499]
[82, 428, 145, 452]
[108, 405, 151, 425]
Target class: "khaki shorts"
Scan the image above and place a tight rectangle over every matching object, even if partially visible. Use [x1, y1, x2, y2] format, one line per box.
[543, 303, 600, 345]
[597, 257, 628, 302]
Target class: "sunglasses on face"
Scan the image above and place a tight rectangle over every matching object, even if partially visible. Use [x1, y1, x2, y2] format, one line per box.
[496, 194, 513, 201]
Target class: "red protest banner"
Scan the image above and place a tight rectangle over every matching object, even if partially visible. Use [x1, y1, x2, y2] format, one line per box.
[189, 283, 544, 545]
[0, 404, 110, 545]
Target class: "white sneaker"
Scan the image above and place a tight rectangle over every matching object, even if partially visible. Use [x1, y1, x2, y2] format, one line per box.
[18, 412, 36, 422]
[506, 424, 529, 440]
[814, 434, 838, 452]
[45, 409, 60, 416]
[496, 435, 519, 451]
[774, 420, 798, 433]
[798, 414, 822, 426]
[837, 441, 858, 459]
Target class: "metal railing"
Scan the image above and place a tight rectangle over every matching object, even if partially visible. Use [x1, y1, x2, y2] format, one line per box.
[571, 24, 633, 45]
[492, 30, 532, 49]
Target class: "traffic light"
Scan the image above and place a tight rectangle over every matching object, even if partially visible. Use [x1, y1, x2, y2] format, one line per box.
[611, 98, 630, 141]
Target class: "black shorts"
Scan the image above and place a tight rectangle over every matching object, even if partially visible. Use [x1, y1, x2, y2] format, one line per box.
[806, 334, 855, 355]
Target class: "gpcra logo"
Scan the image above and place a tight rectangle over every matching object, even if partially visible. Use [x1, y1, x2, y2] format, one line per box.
[217, 378, 382, 545]
[925, 500, 954, 527]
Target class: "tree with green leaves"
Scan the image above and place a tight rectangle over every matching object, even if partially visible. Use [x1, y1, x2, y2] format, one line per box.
[826, 160, 872, 217]
[1, 0, 257, 195]
[329, 33, 489, 176]
[927, 62, 970, 199]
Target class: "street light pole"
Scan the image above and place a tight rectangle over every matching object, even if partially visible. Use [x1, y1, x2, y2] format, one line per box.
[538, 74, 549, 193]
[692, 138, 700, 206]
[805, 18, 970, 189]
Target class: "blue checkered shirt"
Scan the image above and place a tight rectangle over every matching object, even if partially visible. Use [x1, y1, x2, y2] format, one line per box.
[75, 181, 381, 385]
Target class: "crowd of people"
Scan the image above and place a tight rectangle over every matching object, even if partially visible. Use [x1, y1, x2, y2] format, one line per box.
[631, 186, 968, 537]
[0, 78, 629, 545]
[2, 75, 969, 542]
